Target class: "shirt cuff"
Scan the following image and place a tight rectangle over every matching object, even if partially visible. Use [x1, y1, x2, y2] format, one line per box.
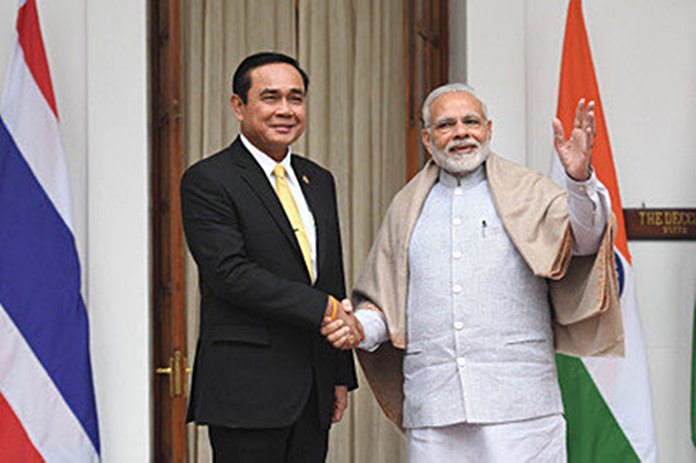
[565, 168, 598, 199]
[354, 309, 389, 352]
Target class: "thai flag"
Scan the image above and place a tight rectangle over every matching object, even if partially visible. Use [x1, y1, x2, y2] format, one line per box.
[0, 0, 100, 461]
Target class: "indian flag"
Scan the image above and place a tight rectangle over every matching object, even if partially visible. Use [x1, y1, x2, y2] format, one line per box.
[551, 1, 657, 461]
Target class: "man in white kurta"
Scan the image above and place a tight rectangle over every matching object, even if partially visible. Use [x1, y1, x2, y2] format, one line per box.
[322, 84, 618, 462]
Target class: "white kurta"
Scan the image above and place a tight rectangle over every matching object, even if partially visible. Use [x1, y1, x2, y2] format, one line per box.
[355, 162, 609, 461]
[407, 413, 566, 463]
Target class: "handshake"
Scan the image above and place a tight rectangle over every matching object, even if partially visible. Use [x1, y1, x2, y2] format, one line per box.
[321, 296, 365, 350]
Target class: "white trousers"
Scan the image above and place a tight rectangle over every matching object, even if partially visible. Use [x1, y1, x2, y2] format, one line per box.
[407, 414, 566, 463]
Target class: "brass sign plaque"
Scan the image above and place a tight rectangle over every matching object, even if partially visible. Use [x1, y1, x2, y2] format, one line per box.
[624, 208, 696, 240]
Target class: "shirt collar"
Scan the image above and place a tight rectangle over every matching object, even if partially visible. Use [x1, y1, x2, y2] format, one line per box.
[438, 163, 486, 189]
[240, 134, 296, 184]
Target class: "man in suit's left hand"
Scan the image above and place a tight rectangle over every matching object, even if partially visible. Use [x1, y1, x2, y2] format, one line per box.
[332, 386, 348, 423]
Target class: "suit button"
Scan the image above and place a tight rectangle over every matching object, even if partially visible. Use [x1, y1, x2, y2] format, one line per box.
[454, 321, 464, 330]
[452, 217, 462, 226]
[457, 357, 466, 367]
[453, 284, 462, 294]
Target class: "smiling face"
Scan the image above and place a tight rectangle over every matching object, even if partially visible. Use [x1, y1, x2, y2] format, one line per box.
[422, 91, 493, 176]
[230, 62, 306, 161]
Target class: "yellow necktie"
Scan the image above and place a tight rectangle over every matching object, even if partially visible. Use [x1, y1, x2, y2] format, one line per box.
[273, 165, 314, 283]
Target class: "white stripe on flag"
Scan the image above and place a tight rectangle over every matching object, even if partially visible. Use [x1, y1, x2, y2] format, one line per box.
[0, 304, 99, 462]
[583, 251, 657, 462]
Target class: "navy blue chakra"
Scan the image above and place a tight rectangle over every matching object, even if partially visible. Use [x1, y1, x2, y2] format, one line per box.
[614, 250, 625, 297]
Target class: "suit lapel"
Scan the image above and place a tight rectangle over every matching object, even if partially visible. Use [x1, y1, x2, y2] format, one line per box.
[231, 140, 305, 265]
[292, 156, 328, 280]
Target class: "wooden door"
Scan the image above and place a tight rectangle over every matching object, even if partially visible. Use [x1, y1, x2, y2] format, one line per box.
[151, 0, 188, 462]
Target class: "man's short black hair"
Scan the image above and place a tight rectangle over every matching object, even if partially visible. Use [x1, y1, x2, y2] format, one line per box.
[232, 52, 309, 103]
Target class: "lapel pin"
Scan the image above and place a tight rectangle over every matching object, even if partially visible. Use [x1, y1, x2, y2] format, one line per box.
[302, 175, 310, 185]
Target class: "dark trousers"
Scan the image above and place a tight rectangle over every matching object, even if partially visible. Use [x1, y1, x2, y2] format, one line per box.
[208, 387, 329, 463]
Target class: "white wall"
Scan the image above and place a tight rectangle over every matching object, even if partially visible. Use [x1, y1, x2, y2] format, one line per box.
[465, 1, 696, 461]
[3, 0, 694, 461]
[0, 1, 151, 461]
[466, 0, 527, 166]
[86, 1, 151, 461]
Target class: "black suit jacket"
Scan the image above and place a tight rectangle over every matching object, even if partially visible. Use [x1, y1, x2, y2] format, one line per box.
[181, 138, 357, 429]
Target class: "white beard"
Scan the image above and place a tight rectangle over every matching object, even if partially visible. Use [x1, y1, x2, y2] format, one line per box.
[430, 138, 491, 176]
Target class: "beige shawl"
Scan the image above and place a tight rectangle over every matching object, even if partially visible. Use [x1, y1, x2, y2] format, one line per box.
[353, 154, 623, 429]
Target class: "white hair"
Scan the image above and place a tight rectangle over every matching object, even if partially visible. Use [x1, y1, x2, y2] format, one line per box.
[421, 83, 489, 129]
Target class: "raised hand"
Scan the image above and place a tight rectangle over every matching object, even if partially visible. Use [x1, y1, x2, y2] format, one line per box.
[552, 98, 596, 181]
[321, 297, 364, 350]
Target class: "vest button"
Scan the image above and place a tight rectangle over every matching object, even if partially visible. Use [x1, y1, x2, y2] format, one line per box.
[452, 217, 462, 226]
[453, 284, 462, 294]
[454, 321, 464, 330]
[457, 357, 466, 367]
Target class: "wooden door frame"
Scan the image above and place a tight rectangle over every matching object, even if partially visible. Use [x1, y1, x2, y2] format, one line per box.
[151, 0, 187, 462]
[405, 0, 449, 180]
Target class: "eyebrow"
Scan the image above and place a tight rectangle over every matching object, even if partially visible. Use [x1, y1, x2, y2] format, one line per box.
[259, 87, 305, 97]
[434, 112, 483, 124]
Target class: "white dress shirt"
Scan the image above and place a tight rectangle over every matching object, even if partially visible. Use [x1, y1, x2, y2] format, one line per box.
[240, 134, 318, 279]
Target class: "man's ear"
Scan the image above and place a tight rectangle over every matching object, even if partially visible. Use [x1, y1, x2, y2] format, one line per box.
[421, 129, 433, 155]
[230, 94, 245, 121]
[486, 119, 493, 140]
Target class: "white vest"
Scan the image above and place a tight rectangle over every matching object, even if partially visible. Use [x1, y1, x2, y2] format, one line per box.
[403, 167, 562, 428]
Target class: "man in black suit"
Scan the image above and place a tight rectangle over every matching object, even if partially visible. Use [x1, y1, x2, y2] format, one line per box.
[181, 52, 361, 462]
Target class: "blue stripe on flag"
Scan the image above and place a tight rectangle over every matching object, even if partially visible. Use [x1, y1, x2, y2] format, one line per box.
[0, 117, 100, 452]
[614, 251, 625, 296]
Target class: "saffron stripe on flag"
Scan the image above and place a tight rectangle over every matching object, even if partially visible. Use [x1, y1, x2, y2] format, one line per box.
[556, 0, 627, 261]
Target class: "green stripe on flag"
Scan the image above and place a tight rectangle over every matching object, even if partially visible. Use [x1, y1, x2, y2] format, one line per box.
[556, 354, 640, 462]
[691, 299, 696, 447]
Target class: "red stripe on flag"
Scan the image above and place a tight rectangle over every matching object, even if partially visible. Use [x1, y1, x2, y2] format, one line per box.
[16, 0, 59, 119]
[556, 0, 630, 262]
[0, 391, 44, 462]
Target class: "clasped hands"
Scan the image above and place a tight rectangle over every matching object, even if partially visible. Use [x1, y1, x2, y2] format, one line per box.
[321, 297, 364, 350]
